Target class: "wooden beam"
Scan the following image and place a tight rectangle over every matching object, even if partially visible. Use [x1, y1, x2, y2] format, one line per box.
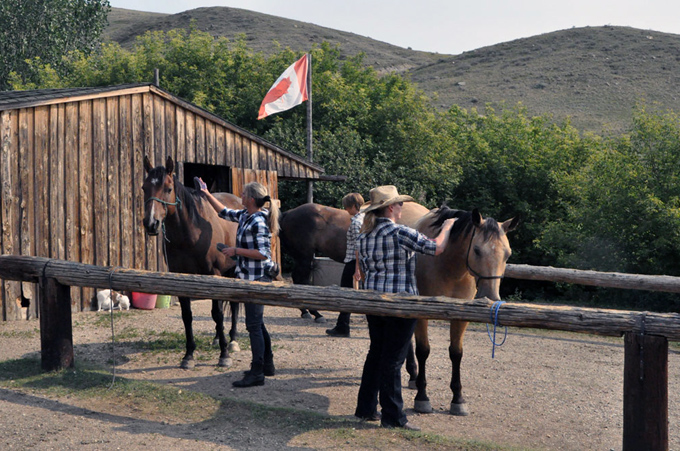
[506, 264, 680, 293]
[39, 275, 74, 371]
[623, 332, 668, 450]
[2, 256, 680, 340]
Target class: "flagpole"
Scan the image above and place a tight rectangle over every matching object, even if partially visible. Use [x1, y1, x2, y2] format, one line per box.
[306, 53, 314, 204]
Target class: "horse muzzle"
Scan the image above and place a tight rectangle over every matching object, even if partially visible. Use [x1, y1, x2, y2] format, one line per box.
[143, 218, 161, 236]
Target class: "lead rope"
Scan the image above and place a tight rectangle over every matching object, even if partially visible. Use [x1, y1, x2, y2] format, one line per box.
[486, 300, 507, 358]
[107, 267, 121, 389]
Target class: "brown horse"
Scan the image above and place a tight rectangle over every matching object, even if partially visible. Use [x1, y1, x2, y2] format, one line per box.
[142, 156, 242, 369]
[278, 203, 350, 321]
[404, 206, 519, 415]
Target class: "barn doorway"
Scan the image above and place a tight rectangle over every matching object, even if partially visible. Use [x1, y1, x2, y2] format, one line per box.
[183, 163, 232, 193]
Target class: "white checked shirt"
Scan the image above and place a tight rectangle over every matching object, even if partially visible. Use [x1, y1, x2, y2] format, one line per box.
[219, 208, 272, 281]
[357, 217, 436, 295]
[344, 211, 364, 263]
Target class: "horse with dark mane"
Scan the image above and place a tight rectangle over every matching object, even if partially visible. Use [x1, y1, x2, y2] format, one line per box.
[405, 206, 518, 415]
[278, 200, 518, 416]
[142, 156, 242, 369]
[278, 203, 350, 321]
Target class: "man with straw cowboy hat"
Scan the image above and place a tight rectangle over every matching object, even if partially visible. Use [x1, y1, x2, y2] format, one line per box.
[353, 185, 456, 431]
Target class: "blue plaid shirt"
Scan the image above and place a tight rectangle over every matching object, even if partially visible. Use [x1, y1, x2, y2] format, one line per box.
[219, 208, 273, 281]
[344, 211, 364, 263]
[357, 217, 437, 295]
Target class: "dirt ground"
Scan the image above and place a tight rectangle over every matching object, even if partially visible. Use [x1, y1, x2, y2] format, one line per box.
[0, 298, 678, 450]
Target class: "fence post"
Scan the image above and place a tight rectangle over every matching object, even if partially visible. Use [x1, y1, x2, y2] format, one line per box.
[623, 331, 668, 450]
[39, 276, 74, 371]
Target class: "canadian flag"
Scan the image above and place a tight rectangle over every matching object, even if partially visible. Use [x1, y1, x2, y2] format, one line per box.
[258, 54, 309, 120]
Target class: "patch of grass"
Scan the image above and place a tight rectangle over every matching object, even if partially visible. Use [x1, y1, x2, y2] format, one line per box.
[0, 329, 38, 339]
[0, 357, 528, 450]
[0, 357, 219, 422]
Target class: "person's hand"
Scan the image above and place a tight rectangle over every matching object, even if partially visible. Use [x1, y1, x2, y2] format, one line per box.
[224, 247, 237, 258]
[353, 270, 362, 281]
[443, 217, 457, 230]
[197, 177, 208, 192]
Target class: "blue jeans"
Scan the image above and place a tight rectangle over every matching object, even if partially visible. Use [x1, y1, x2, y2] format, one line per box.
[355, 314, 417, 427]
[245, 276, 272, 367]
[334, 260, 356, 332]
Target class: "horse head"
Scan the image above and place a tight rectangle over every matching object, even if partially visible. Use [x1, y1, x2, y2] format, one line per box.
[464, 209, 519, 300]
[142, 155, 180, 236]
[422, 206, 519, 301]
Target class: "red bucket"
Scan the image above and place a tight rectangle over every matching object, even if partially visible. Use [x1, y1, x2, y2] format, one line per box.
[131, 292, 157, 310]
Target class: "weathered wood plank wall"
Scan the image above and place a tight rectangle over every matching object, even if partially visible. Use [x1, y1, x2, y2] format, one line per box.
[0, 86, 322, 321]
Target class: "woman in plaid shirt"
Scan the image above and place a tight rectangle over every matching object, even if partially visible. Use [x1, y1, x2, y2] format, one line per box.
[354, 186, 455, 431]
[201, 180, 280, 388]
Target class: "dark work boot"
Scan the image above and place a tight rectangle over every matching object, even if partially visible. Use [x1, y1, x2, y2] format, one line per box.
[263, 352, 276, 376]
[244, 354, 275, 377]
[233, 363, 265, 387]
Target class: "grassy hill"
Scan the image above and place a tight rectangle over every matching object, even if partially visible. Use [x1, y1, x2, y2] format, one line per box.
[104, 7, 680, 134]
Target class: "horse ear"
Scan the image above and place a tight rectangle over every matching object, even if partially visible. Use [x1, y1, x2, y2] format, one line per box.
[143, 155, 153, 173]
[165, 156, 174, 175]
[471, 208, 482, 226]
[502, 215, 520, 233]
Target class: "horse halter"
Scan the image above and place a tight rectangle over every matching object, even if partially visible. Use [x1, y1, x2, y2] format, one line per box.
[145, 195, 182, 211]
[465, 227, 505, 284]
[144, 177, 183, 212]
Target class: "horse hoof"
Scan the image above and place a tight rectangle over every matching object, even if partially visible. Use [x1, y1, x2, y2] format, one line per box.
[414, 400, 433, 414]
[180, 359, 195, 370]
[301, 312, 313, 319]
[407, 380, 417, 390]
[314, 316, 326, 323]
[449, 402, 469, 416]
[228, 341, 241, 353]
[212, 338, 220, 347]
[218, 357, 233, 368]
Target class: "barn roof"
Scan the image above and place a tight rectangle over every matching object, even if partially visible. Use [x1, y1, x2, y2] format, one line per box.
[0, 83, 325, 176]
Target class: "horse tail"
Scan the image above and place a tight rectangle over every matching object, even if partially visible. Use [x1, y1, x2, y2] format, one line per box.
[267, 198, 280, 237]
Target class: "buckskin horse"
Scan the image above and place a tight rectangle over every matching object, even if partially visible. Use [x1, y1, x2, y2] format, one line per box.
[279, 200, 518, 415]
[142, 155, 241, 369]
[405, 206, 518, 415]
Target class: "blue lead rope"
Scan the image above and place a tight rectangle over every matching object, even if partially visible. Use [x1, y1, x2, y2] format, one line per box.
[486, 301, 507, 359]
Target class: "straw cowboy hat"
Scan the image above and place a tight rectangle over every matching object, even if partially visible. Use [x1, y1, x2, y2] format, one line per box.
[361, 185, 414, 213]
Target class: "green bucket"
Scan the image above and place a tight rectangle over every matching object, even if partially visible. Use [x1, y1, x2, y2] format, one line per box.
[155, 295, 172, 309]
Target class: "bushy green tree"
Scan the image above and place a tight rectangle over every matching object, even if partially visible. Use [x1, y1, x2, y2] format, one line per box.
[0, 0, 110, 90]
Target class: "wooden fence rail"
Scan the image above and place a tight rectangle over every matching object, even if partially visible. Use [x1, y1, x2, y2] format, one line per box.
[506, 263, 680, 293]
[2, 255, 680, 340]
[0, 255, 677, 450]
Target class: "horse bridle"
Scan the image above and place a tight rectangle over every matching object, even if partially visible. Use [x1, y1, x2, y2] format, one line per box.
[465, 227, 505, 284]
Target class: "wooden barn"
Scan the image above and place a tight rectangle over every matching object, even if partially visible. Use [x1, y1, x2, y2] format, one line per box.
[0, 83, 325, 321]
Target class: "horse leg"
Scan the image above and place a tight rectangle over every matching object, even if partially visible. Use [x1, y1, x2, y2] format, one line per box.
[179, 297, 196, 369]
[405, 339, 417, 389]
[293, 259, 323, 321]
[449, 320, 469, 416]
[413, 319, 434, 413]
[211, 299, 232, 368]
[310, 309, 325, 323]
[228, 301, 241, 353]
[213, 300, 228, 347]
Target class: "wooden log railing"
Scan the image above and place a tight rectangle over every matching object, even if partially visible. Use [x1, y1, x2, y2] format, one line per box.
[0, 255, 677, 450]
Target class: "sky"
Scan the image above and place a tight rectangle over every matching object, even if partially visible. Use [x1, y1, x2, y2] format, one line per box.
[108, 0, 680, 55]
